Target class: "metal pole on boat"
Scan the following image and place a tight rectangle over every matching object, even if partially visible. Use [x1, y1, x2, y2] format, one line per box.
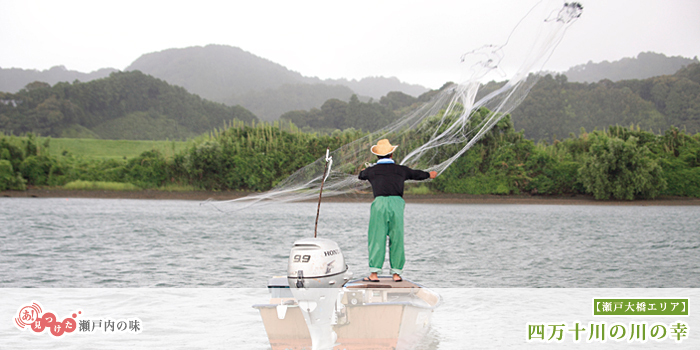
[314, 149, 332, 238]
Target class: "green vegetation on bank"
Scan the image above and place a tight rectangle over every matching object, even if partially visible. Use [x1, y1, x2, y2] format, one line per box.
[47, 138, 187, 159]
[63, 180, 140, 191]
[176, 122, 364, 191]
[2, 114, 699, 200]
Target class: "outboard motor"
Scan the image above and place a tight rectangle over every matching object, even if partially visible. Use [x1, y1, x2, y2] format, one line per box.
[287, 237, 352, 288]
[287, 237, 353, 350]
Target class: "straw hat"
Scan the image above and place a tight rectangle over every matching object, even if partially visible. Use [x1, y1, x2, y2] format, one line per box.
[371, 139, 398, 156]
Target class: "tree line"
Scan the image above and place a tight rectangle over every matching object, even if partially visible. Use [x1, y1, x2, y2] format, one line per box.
[2, 115, 699, 200]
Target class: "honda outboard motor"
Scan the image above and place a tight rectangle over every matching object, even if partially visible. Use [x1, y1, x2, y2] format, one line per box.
[287, 237, 353, 350]
[287, 237, 352, 288]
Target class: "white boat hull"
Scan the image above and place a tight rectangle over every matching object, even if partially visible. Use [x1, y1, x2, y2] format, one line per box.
[253, 276, 441, 350]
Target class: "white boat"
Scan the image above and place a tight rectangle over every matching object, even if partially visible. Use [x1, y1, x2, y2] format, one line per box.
[253, 275, 441, 350]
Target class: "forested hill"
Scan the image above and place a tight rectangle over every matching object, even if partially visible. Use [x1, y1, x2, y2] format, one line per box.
[563, 52, 698, 83]
[285, 64, 700, 141]
[279, 85, 450, 132]
[0, 66, 117, 94]
[509, 63, 700, 140]
[0, 71, 257, 140]
[125, 45, 428, 120]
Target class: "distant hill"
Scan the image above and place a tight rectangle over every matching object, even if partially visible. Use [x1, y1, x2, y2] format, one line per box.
[324, 76, 428, 100]
[0, 71, 257, 140]
[125, 45, 428, 120]
[228, 83, 357, 122]
[0, 65, 117, 93]
[563, 52, 699, 83]
[126, 45, 307, 103]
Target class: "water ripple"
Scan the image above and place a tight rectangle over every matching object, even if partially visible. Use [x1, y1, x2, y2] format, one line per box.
[1, 198, 699, 288]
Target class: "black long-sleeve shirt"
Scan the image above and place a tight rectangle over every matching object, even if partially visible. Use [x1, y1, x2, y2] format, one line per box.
[358, 163, 431, 197]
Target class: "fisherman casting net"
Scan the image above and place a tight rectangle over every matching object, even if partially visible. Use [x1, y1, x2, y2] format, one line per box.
[214, 1, 583, 208]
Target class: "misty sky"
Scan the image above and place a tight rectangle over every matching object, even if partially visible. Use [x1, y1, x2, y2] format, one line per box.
[1, 0, 698, 89]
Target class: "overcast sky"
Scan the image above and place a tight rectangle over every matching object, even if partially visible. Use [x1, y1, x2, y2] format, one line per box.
[1, 0, 698, 89]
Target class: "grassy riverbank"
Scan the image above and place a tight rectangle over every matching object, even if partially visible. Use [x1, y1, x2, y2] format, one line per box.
[47, 138, 188, 159]
[3, 120, 700, 200]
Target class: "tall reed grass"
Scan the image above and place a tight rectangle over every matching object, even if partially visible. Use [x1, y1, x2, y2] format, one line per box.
[63, 180, 140, 191]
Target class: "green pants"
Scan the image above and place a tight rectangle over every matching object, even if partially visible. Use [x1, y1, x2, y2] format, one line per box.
[368, 196, 406, 275]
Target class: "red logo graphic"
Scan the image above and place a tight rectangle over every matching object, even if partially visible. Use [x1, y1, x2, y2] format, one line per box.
[14, 301, 80, 337]
[15, 302, 42, 329]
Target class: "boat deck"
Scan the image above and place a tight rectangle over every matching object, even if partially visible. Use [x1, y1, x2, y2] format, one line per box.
[344, 276, 424, 289]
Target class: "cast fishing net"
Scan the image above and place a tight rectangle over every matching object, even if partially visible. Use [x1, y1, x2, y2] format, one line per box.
[216, 1, 582, 207]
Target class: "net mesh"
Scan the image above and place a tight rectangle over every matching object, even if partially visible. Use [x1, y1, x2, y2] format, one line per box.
[216, 1, 583, 208]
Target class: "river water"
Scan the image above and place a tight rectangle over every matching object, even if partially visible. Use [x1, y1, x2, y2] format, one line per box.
[1, 197, 698, 348]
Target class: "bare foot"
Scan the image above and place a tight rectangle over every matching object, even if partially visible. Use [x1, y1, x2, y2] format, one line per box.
[363, 272, 380, 282]
[392, 274, 402, 282]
